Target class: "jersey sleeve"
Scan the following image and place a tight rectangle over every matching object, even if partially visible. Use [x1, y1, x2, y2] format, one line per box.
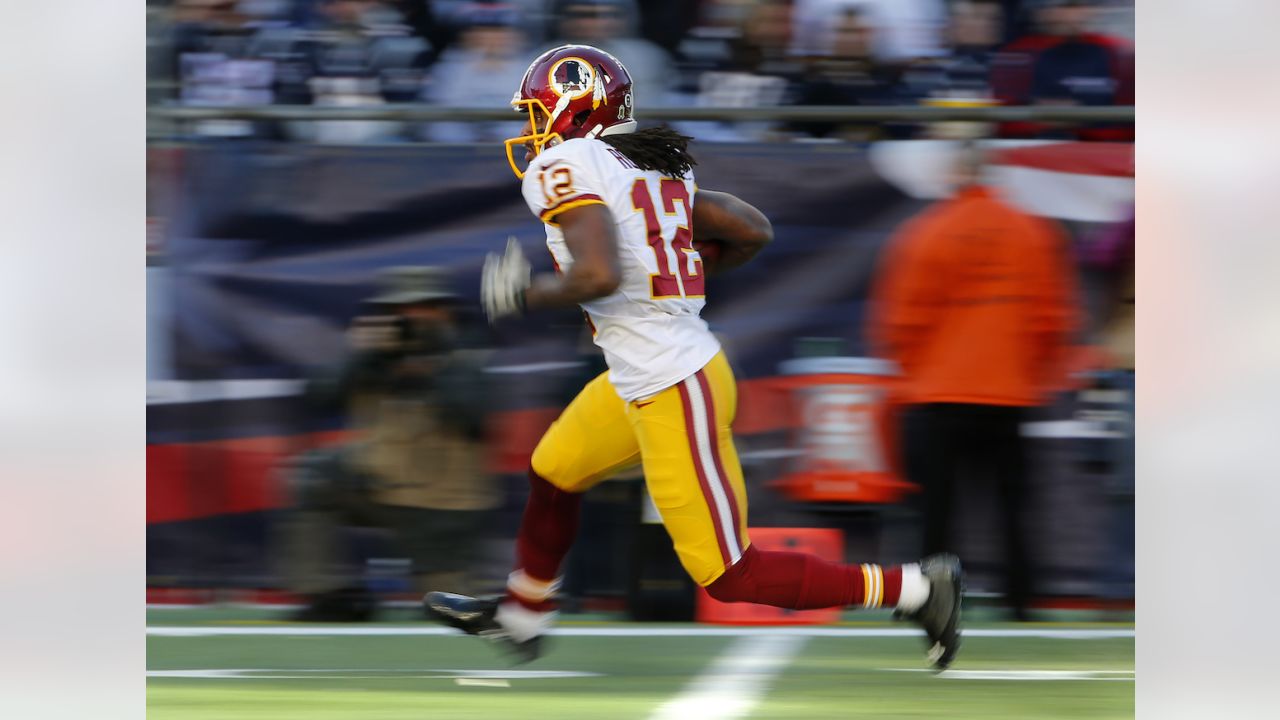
[520, 141, 610, 227]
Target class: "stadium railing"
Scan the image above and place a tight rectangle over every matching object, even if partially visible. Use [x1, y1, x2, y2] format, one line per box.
[146, 105, 1134, 138]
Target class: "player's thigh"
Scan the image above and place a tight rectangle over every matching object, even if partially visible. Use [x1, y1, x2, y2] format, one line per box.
[531, 371, 641, 493]
[629, 352, 750, 586]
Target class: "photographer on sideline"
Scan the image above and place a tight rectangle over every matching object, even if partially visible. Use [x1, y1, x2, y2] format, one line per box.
[280, 266, 497, 621]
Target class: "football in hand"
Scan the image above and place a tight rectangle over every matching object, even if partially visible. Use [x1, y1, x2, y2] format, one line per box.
[692, 238, 723, 267]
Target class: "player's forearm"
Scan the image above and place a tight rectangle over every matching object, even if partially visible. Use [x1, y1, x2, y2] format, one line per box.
[530, 204, 623, 310]
[525, 267, 620, 310]
[693, 190, 773, 271]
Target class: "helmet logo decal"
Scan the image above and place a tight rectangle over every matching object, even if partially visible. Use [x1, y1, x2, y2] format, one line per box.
[548, 57, 596, 100]
[591, 66, 608, 110]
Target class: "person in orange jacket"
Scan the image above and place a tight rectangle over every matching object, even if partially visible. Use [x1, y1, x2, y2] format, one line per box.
[869, 142, 1080, 620]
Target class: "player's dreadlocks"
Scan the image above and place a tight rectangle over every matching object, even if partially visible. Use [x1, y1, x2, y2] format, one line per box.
[601, 126, 697, 179]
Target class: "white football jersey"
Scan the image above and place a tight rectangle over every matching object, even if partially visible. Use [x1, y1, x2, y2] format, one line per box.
[520, 137, 721, 402]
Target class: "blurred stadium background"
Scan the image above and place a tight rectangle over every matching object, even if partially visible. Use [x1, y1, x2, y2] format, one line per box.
[146, 0, 1135, 717]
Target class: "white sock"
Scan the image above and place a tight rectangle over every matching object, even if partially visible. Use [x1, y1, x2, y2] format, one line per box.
[507, 569, 561, 602]
[897, 563, 930, 613]
[495, 601, 557, 643]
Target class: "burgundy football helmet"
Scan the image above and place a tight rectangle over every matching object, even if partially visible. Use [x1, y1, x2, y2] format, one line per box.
[504, 44, 637, 178]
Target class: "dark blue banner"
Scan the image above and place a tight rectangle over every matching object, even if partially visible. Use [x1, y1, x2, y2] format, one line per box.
[166, 142, 925, 384]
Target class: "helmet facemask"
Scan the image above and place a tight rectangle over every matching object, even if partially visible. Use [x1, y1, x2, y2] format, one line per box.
[504, 97, 562, 179]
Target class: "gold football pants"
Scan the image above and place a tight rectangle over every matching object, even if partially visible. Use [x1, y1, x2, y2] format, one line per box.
[530, 350, 750, 586]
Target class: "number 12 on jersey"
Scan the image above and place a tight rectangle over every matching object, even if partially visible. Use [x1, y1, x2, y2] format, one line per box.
[631, 178, 705, 299]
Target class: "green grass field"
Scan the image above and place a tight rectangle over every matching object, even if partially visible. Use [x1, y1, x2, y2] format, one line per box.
[147, 608, 1134, 719]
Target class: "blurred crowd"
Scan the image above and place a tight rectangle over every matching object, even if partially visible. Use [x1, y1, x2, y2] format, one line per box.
[146, 0, 1134, 142]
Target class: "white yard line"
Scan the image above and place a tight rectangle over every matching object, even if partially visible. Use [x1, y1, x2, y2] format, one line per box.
[146, 601, 425, 611]
[146, 668, 598, 680]
[146, 626, 1134, 639]
[648, 635, 806, 720]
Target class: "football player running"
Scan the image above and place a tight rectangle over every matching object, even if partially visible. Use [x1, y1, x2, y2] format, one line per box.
[425, 45, 963, 670]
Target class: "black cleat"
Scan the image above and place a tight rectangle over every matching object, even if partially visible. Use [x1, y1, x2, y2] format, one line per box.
[905, 554, 964, 671]
[422, 591, 542, 664]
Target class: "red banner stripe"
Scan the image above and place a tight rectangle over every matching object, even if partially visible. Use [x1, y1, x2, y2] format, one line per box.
[991, 142, 1134, 178]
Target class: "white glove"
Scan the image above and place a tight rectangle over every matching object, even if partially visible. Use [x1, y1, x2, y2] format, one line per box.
[481, 236, 531, 323]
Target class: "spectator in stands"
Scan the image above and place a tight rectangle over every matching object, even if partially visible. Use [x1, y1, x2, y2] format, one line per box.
[675, 0, 803, 141]
[284, 0, 432, 143]
[632, 0, 702, 58]
[869, 143, 1080, 621]
[419, 0, 555, 57]
[900, 0, 1004, 103]
[1029, 1, 1124, 106]
[723, 0, 796, 73]
[280, 267, 498, 621]
[670, 0, 751, 93]
[792, 0, 948, 62]
[789, 7, 898, 141]
[544, 0, 675, 107]
[170, 0, 289, 137]
[422, 2, 529, 142]
[989, 0, 1133, 140]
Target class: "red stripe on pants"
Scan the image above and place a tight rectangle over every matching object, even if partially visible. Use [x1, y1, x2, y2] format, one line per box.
[694, 370, 743, 550]
[677, 378, 732, 567]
